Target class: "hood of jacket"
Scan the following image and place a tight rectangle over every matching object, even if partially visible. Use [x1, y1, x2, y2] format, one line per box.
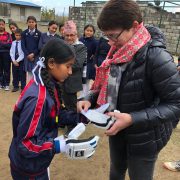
[145, 25, 166, 48]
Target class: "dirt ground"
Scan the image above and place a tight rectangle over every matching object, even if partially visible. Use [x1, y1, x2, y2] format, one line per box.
[0, 87, 180, 180]
[0, 24, 180, 179]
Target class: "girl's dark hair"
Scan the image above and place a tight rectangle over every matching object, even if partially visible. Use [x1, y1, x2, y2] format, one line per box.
[9, 21, 19, 29]
[49, 20, 58, 27]
[97, 0, 142, 31]
[27, 16, 37, 29]
[59, 23, 64, 30]
[0, 19, 5, 24]
[40, 39, 75, 65]
[83, 24, 95, 36]
[27, 16, 37, 23]
[48, 20, 58, 30]
[40, 39, 75, 113]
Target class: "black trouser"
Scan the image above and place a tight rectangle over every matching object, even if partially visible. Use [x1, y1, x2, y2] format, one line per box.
[0, 52, 11, 86]
[109, 132, 158, 180]
[11, 165, 49, 180]
[62, 91, 77, 111]
[12, 61, 26, 89]
[61, 90, 77, 130]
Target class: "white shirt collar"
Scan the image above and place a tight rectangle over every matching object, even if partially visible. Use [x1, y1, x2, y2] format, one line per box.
[47, 31, 55, 36]
[28, 29, 36, 33]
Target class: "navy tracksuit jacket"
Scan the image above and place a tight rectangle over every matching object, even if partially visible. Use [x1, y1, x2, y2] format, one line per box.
[9, 76, 80, 175]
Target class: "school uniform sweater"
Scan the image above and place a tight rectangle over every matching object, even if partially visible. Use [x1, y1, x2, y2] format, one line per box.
[21, 29, 41, 72]
[38, 32, 61, 51]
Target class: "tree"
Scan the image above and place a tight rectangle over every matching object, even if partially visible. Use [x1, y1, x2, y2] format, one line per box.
[41, 7, 55, 21]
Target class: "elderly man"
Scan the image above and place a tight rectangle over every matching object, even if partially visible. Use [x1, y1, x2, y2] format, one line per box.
[62, 20, 87, 135]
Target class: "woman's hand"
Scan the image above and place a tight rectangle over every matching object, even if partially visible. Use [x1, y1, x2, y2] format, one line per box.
[77, 101, 91, 112]
[105, 112, 133, 136]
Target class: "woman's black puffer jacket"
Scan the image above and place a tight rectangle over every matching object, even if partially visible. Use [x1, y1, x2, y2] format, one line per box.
[88, 26, 180, 156]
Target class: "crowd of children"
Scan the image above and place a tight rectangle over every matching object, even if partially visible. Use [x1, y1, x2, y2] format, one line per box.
[0, 16, 109, 95]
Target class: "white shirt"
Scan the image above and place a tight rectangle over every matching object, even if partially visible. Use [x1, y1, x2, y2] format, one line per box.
[10, 40, 24, 62]
[47, 31, 55, 36]
[28, 28, 36, 34]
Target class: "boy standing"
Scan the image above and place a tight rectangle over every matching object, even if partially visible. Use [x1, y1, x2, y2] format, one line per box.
[10, 29, 26, 92]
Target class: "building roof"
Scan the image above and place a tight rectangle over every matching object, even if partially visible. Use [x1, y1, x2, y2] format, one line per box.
[0, 0, 41, 8]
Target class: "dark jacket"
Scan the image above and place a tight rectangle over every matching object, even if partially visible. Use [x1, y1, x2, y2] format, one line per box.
[38, 32, 61, 51]
[94, 36, 110, 67]
[21, 29, 41, 72]
[9, 74, 80, 174]
[86, 26, 180, 156]
[79, 36, 97, 79]
[63, 42, 87, 93]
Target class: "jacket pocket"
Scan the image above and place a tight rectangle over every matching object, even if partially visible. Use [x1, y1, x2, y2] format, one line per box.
[126, 130, 157, 156]
[128, 140, 157, 156]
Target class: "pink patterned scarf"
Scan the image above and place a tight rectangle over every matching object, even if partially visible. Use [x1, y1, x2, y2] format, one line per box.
[91, 23, 151, 105]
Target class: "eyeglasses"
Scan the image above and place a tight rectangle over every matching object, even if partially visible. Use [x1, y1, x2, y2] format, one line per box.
[64, 34, 76, 38]
[103, 30, 124, 41]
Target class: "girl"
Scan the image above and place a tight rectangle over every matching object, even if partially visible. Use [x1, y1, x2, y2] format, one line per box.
[9, 21, 19, 41]
[9, 39, 98, 180]
[38, 20, 61, 51]
[79, 24, 97, 95]
[21, 16, 41, 82]
[0, 19, 12, 91]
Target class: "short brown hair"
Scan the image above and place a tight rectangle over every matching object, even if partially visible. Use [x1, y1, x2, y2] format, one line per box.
[97, 0, 142, 31]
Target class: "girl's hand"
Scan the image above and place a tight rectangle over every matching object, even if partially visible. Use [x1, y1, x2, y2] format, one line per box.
[13, 61, 19, 66]
[77, 101, 91, 112]
[105, 112, 133, 136]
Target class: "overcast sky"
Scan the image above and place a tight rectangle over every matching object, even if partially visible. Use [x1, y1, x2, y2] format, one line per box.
[21, 0, 104, 15]
[20, 0, 180, 15]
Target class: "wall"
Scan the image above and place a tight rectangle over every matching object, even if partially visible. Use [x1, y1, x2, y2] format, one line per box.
[69, 1, 180, 55]
[10, 5, 20, 22]
[3, 4, 41, 22]
[25, 7, 41, 21]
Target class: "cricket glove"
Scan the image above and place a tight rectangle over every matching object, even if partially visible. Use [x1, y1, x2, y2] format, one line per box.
[54, 123, 99, 159]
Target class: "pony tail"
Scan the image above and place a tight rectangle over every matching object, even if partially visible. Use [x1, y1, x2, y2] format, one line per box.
[41, 69, 57, 109]
[56, 83, 64, 106]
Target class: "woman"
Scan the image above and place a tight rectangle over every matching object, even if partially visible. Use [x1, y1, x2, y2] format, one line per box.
[78, 0, 180, 180]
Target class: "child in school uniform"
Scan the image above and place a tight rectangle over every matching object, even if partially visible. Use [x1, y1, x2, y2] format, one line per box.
[38, 20, 61, 51]
[21, 16, 41, 82]
[9, 39, 99, 180]
[79, 24, 97, 94]
[10, 29, 26, 92]
[0, 19, 12, 91]
[9, 21, 19, 41]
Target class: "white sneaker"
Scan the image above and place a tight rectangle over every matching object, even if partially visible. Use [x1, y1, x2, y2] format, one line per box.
[163, 161, 180, 172]
[0, 85, 4, 89]
[4, 86, 10, 91]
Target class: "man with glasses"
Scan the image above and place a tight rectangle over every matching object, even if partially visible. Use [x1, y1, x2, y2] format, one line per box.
[62, 20, 87, 136]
